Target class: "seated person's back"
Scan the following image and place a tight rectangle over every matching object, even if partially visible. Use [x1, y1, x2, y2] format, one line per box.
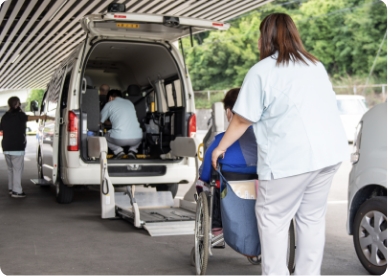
[100, 89, 143, 159]
[199, 88, 257, 183]
[197, 88, 257, 237]
[101, 90, 142, 140]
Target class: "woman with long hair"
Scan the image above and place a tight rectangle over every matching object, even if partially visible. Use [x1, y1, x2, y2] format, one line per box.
[0, 96, 46, 198]
[211, 13, 348, 275]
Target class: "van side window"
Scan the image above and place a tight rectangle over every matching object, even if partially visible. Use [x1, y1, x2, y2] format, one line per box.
[48, 66, 67, 112]
[61, 69, 72, 108]
[166, 80, 183, 107]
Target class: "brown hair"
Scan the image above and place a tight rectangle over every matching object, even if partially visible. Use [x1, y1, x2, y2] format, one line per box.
[259, 13, 318, 65]
[222, 88, 240, 110]
[7, 96, 21, 112]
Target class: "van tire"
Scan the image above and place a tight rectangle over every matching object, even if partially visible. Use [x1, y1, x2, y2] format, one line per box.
[56, 180, 74, 204]
[156, 184, 178, 198]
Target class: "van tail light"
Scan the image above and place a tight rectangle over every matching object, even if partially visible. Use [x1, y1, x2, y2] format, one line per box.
[188, 113, 196, 138]
[68, 111, 79, 151]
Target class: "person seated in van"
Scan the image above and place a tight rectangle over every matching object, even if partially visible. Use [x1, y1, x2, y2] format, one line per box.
[197, 88, 258, 236]
[100, 89, 143, 159]
[99, 84, 110, 110]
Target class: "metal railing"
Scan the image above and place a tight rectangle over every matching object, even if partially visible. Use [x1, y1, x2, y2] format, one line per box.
[194, 84, 387, 108]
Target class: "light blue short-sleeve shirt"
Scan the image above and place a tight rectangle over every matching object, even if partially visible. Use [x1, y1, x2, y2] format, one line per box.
[233, 53, 348, 180]
[100, 97, 143, 140]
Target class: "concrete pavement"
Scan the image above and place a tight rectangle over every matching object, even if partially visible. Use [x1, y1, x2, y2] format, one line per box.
[0, 137, 368, 275]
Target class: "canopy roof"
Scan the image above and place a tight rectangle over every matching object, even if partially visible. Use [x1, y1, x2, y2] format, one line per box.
[0, 0, 271, 90]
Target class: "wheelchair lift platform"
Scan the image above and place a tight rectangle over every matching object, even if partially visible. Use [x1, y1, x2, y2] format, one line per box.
[88, 136, 198, 237]
[30, 179, 51, 186]
[115, 190, 196, 236]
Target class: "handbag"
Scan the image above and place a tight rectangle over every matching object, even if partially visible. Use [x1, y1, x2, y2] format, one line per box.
[219, 170, 261, 257]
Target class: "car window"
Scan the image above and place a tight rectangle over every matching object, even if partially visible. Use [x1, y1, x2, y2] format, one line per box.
[337, 99, 367, 115]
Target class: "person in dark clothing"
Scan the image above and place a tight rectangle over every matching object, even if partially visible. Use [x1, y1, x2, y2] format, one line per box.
[197, 88, 258, 237]
[99, 84, 110, 110]
[0, 96, 46, 198]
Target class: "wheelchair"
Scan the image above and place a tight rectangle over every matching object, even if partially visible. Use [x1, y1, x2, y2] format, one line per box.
[190, 168, 296, 275]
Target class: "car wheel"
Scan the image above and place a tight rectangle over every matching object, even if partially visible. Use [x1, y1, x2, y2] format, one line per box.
[56, 180, 74, 204]
[353, 196, 387, 275]
[156, 184, 178, 198]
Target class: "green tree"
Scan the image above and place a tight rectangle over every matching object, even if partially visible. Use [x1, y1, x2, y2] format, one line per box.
[182, 1, 302, 90]
[297, 0, 387, 80]
[182, 0, 387, 91]
[25, 89, 44, 111]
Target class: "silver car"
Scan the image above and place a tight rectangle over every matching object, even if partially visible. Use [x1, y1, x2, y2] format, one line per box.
[347, 102, 387, 274]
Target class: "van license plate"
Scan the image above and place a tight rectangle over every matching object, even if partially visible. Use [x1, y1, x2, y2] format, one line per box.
[116, 23, 139, 29]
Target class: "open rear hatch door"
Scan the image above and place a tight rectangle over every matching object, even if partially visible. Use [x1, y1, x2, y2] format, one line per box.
[81, 12, 229, 41]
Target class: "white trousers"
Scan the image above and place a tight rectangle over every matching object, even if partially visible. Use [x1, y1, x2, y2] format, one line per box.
[5, 154, 25, 193]
[256, 163, 341, 275]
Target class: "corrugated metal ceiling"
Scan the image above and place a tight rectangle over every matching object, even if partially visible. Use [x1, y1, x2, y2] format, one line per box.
[0, 0, 270, 89]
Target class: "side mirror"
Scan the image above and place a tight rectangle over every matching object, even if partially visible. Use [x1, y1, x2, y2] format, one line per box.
[30, 100, 39, 112]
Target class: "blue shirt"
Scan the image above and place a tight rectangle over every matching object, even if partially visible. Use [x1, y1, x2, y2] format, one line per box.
[100, 97, 142, 140]
[199, 127, 257, 183]
[233, 52, 348, 180]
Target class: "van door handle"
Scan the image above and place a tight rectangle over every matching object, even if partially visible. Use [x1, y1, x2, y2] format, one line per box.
[59, 118, 64, 125]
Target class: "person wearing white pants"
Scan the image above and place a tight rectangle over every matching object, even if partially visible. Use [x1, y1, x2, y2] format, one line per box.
[256, 163, 340, 275]
[1, 96, 46, 198]
[212, 13, 348, 275]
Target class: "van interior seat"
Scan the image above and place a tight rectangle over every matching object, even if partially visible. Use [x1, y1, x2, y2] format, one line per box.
[82, 76, 100, 133]
[84, 75, 95, 89]
[125, 84, 147, 127]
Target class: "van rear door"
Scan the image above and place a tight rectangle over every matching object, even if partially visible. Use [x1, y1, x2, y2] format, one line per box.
[81, 13, 229, 41]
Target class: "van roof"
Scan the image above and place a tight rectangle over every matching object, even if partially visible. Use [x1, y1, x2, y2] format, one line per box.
[81, 13, 230, 41]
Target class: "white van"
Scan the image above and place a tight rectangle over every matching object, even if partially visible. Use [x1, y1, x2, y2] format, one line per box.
[34, 11, 229, 203]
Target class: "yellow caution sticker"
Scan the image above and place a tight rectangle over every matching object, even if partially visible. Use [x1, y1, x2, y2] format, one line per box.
[116, 23, 140, 29]
[197, 143, 204, 162]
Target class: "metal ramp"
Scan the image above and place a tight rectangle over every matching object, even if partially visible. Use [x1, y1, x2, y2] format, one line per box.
[30, 179, 51, 186]
[143, 221, 195, 237]
[115, 191, 195, 236]
[87, 136, 199, 237]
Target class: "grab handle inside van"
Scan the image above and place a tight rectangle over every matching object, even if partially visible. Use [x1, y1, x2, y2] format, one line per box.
[81, 78, 87, 94]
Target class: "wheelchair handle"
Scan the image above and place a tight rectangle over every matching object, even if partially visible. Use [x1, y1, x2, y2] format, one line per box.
[216, 154, 223, 170]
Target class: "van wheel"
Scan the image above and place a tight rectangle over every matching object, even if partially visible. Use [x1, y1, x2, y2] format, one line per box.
[156, 184, 178, 198]
[353, 196, 387, 275]
[56, 180, 74, 204]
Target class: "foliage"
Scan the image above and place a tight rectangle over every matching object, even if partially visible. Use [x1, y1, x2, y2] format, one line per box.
[182, 0, 387, 91]
[297, 0, 387, 80]
[25, 89, 44, 111]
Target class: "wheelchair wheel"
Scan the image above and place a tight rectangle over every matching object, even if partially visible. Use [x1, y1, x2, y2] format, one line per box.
[287, 219, 296, 273]
[194, 192, 210, 275]
[190, 247, 195, 266]
[247, 255, 261, 265]
[247, 219, 296, 273]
